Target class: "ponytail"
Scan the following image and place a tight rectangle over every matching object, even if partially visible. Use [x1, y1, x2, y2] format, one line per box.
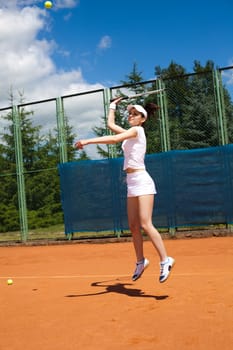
[144, 102, 160, 119]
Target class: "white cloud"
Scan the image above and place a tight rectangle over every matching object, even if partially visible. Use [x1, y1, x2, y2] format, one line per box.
[0, 0, 79, 9]
[0, 7, 53, 103]
[97, 35, 112, 50]
[63, 12, 73, 21]
[55, 0, 79, 9]
[0, 3, 106, 159]
[0, 5, 103, 104]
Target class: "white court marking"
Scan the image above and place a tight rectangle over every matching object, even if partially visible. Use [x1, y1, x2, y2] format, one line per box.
[0, 272, 229, 280]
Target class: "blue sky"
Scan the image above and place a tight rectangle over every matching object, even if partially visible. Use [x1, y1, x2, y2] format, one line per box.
[47, 0, 233, 85]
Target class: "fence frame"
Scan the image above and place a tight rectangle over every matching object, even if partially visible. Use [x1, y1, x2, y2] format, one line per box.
[0, 67, 233, 241]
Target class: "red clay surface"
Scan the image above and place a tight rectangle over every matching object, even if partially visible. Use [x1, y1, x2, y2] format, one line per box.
[0, 236, 233, 350]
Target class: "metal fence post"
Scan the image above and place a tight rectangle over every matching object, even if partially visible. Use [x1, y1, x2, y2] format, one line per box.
[12, 105, 28, 242]
[213, 69, 228, 145]
[103, 88, 117, 158]
[103, 88, 122, 238]
[156, 79, 171, 152]
[56, 97, 68, 163]
[156, 80, 176, 235]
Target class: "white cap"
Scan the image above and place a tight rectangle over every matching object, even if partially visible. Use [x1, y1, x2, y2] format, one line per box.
[127, 104, 147, 119]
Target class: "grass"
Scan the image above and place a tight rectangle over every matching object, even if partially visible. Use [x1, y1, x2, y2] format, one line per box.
[0, 224, 65, 243]
[0, 225, 128, 244]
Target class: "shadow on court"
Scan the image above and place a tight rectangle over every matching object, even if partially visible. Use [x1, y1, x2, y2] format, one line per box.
[65, 279, 169, 300]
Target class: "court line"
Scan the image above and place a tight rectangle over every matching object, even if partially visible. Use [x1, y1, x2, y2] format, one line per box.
[0, 272, 230, 279]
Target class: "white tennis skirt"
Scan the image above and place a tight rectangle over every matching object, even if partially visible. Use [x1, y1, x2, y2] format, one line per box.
[126, 170, 157, 197]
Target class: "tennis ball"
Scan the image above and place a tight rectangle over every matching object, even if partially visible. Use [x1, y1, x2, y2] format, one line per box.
[44, 1, 53, 9]
[7, 279, 13, 285]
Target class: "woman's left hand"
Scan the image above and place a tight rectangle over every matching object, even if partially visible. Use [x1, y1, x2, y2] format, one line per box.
[74, 140, 85, 149]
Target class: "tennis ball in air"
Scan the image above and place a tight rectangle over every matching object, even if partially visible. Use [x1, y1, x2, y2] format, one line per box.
[7, 279, 13, 285]
[44, 1, 53, 9]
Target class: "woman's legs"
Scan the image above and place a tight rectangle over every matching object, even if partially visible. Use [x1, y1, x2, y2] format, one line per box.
[137, 194, 167, 262]
[127, 195, 167, 262]
[127, 194, 174, 282]
[138, 194, 175, 282]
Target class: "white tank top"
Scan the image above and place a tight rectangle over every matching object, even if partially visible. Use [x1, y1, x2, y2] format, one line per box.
[122, 126, 146, 170]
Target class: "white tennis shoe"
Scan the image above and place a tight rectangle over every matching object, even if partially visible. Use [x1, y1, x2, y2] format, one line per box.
[159, 257, 175, 283]
[132, 257, 149, 281]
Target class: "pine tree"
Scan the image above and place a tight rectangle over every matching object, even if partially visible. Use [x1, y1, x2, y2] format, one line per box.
[153, 60, 233, 149]
[0, 94, 78, 231]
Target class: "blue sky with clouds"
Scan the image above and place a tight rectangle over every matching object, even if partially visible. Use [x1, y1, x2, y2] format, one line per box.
[0, 0, 232, 106]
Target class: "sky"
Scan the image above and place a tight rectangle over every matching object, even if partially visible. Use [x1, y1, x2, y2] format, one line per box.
[0, 0, 233, 158]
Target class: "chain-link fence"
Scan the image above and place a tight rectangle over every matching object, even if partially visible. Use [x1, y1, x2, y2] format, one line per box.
[0, 67, 233, 242]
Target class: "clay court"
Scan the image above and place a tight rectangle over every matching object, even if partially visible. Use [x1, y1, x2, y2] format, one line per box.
[0, 236, 232, 350]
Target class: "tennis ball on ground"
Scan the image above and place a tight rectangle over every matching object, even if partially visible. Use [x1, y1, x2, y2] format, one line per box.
[7, 279, 13, 285]
[44, 1, 53, 9]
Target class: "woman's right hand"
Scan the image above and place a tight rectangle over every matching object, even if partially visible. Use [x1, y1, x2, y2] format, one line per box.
[110, 96, 124, 104]
[109, 97, 124, 111]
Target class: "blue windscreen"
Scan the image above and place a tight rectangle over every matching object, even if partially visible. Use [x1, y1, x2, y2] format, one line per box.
[59, 145, 233, 234]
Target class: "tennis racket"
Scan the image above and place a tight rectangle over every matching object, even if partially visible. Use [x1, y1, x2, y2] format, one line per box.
[110, 88, 165, 102]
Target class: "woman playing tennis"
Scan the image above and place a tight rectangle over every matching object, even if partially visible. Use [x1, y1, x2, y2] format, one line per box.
[75, 97, 175, 283]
